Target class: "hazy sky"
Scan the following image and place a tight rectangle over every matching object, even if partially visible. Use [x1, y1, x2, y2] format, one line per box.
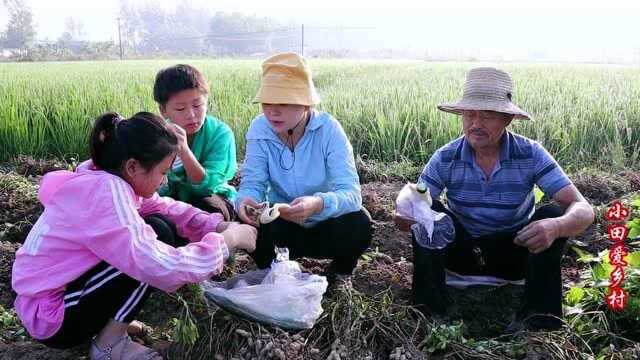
[1, 0, 639, 62]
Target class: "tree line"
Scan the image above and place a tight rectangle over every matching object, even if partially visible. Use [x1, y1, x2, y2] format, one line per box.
[0, 0, 300, 61]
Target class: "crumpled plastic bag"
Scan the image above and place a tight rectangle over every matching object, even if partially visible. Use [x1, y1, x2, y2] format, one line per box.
[395, 182, 455, 249]
[395, 182, 436, 236]
[201, 248, 328, 329]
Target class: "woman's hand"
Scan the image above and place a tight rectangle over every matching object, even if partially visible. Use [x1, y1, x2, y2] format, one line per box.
[238, 197, 262, 227]
[279, 196, 323, 225]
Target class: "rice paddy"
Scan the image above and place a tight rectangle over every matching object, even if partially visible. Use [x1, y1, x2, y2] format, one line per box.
[1, 60, 639, 169]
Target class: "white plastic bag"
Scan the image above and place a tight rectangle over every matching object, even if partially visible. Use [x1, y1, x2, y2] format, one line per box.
[395, 182, 454, 249]
[395, 182, 437, 238]
[201, 248, 328, 329]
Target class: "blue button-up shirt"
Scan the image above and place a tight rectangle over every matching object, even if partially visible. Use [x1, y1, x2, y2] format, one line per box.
[420, 131, 571, 238]
[236, 110, 362, 226]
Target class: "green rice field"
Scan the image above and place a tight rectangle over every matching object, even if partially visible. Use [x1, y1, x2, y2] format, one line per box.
[1, 60, 639, 170]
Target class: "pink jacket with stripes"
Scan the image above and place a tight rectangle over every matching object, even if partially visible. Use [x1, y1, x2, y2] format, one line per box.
[11, 160, 229, 339]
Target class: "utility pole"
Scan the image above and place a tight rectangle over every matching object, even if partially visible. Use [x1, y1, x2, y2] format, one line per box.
[301, 24, 304, 56]
[117, 17, 124, 60]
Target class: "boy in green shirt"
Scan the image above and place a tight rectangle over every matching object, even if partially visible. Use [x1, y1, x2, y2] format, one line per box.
[154, 64, 237, 221]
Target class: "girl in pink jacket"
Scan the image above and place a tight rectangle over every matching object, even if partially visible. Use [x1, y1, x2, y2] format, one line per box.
[12, 112, 256, 360]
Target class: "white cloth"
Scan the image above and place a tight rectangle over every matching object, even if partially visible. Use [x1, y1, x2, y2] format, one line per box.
[445, 269, 525, 289]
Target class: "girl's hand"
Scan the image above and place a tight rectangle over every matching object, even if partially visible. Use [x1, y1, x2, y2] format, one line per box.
[221, 223, 257, 252]
[216, 221, 231, 233]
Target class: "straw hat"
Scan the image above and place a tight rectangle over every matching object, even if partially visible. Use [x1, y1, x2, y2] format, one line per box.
[437, 67, 531, 120]
[253, 52, 320, 106]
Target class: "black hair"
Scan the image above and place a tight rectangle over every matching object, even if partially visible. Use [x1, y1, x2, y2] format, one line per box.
[153, 64, 209, 105]
[89, 111, 178, 173]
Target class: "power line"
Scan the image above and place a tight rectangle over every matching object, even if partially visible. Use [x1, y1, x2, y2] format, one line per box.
[116, 25, 375, 45]
[24, 24, 377, 58]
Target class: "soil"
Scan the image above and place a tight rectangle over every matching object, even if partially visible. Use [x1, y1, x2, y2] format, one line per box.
[1, 158, 638, 359]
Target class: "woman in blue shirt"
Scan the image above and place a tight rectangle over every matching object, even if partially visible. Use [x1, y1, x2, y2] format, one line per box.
[236, 52, 372, 283]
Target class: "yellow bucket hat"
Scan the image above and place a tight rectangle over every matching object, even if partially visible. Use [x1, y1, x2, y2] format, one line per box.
[253, 52, 321, 106]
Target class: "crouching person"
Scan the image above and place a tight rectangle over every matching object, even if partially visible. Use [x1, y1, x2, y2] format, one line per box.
[12, 112, 256, 359]
[236, 53, 372, 286]
[396, 68, 594, 332]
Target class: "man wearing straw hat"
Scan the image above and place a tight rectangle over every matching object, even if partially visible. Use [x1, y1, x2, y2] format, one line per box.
[397, 67, 594, 331]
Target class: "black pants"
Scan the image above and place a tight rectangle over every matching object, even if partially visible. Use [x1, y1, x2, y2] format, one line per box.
[413, 200, 567, 329]
[40, 216, 180, 349]
[191, 196, 237, 221]
[250, 209, 372, 275]
[143, 214, 188, 248]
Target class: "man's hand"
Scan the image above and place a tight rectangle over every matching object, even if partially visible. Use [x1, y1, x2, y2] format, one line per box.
[514, 218, 561, 254]
[394, 215, 416, 233]
[279, 196, 323, 225]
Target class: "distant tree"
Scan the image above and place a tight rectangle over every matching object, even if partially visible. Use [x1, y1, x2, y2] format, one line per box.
[117, 0, 212, 56]
[208, 12, 294, 56]
[102, 1, 296, 58]
[58, 17, 86, 43]
[118, 0, 141, 55]
[1, 0, 36, 49]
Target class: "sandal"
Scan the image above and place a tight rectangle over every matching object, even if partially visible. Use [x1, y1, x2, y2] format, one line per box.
[90, 334, 162, 360]
[128, 320, 153, 339]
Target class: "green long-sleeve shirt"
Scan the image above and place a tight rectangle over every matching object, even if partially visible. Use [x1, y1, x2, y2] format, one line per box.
[159, 115, 237, 202]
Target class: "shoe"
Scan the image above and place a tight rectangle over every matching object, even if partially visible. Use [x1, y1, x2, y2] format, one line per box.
[505, 313, 563, 335]
[334, 274, 353, 290]
[323, 262, 354, 293]
[505, 319, 526, 335]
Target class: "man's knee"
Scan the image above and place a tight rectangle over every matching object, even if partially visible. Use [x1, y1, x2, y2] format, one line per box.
[530, 236, 567, 265]
[532, 204, 564, 221]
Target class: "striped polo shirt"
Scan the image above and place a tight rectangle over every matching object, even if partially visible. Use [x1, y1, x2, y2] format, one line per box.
[419, 131, 571, 238]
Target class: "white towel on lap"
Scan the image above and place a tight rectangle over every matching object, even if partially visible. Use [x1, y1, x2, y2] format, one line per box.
[445, 269, 525, 289]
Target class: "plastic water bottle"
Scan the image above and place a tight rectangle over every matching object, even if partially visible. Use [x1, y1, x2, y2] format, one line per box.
[415, 181, 432, 207]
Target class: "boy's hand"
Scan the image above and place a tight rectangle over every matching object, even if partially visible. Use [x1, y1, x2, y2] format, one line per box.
[168, 123, 189, 154]
[208, 194, 231, 221]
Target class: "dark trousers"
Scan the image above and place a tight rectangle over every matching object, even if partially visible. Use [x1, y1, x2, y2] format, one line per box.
[191, 196, 237, 221]
[40, 216, 180, 349]
[413, 200, 567, 329]
[143, 214, 188, 248]
[250, 209, 372, 275]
